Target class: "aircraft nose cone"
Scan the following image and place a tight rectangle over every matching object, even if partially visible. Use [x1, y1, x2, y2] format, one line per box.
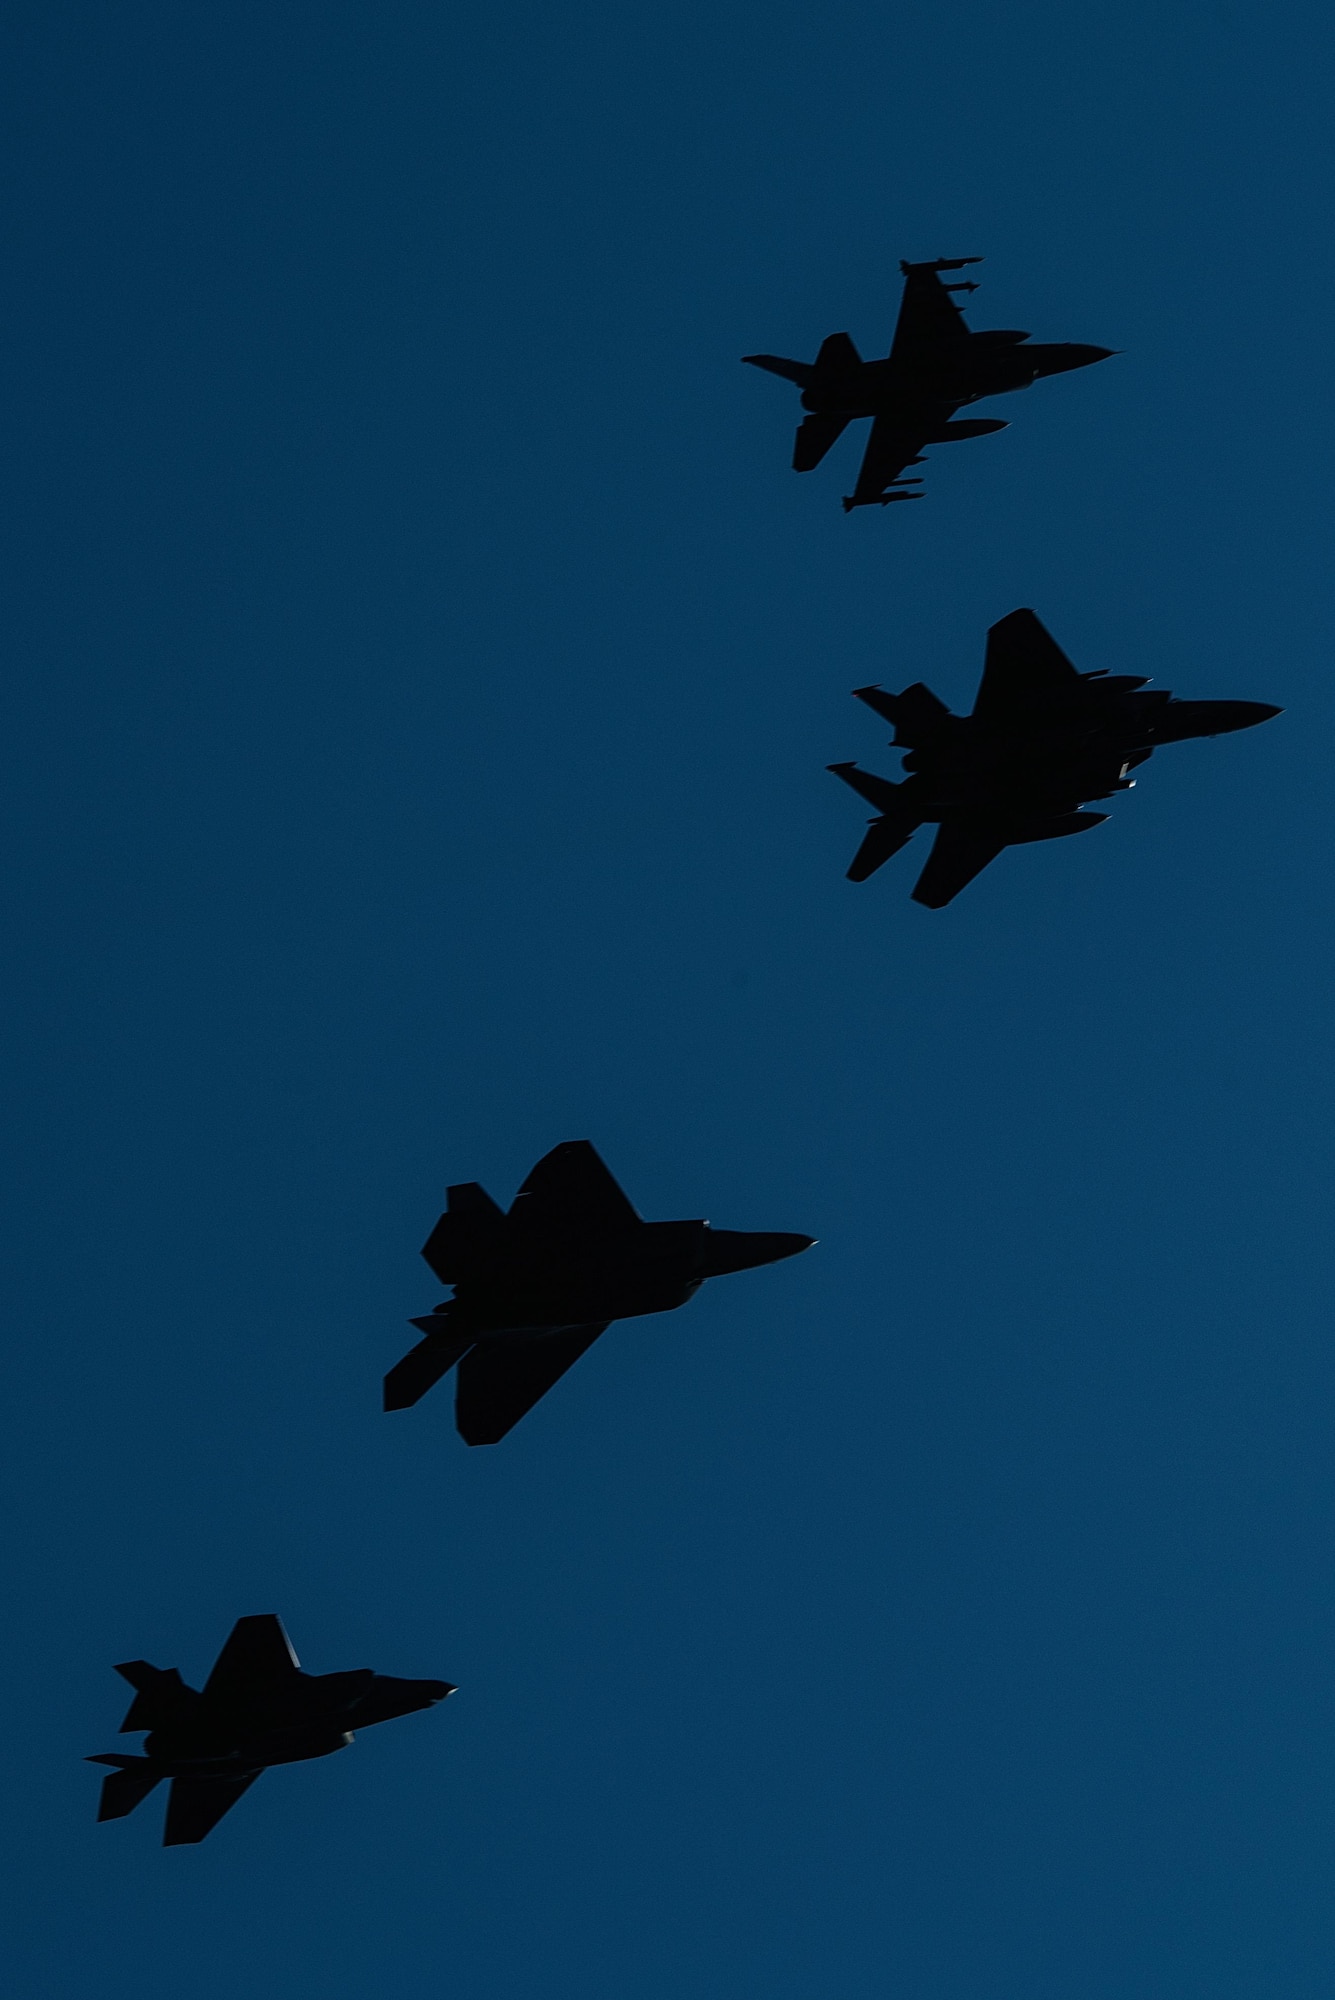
[738, 1229, 818, 1268]
[701, 1228, 817, 1276]
[1214, 699, 1283, 733]
[425, 1680, 458, 1703]
[1065, 342, 1117, 370]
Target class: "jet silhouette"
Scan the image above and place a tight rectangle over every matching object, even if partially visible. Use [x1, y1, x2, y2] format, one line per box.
[830, 608, 1280, 907]
[384, 1139, 815, 1443]
[88, 1614, 454, 1845]
[744, 257, 1113, 511]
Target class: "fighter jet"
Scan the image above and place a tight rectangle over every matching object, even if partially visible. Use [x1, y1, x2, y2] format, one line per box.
[88, 1614, 454, 1845]
[744, 257, 1114, 511]
[829, 608, 1280, 907]
[384, 1139, 815, 1443]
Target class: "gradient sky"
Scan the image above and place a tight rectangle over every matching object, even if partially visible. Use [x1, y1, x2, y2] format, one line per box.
[3, 3, 1334, 1996]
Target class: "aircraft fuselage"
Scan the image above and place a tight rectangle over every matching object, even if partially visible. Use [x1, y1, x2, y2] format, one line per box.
[892, 694, 1279, 825]
[134, 1666, 452, 1776]
[799, 341, 1111, 418]
[447, 1220, 812, 1335]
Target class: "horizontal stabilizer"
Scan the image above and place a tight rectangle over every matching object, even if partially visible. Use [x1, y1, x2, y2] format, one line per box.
[827, 761, 906, 814]
[88, 1755, 165, 1822]
[385, 1319, 477, 1411]
[829, 763, 924, 881]
[741, 353, 812, 388]
[847, 818, 918, 882]
[793, 413, 850, 472]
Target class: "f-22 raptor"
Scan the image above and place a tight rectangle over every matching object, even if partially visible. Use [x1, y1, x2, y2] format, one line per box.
[384, 1140, 815, 1443]
[89, 1614, 454, 1844]
[830, 608, 1280, 907]
[744, 258, 1113, 511]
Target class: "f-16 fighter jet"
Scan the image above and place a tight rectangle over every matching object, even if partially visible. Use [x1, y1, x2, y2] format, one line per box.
[744, 258, 1113, 511]
[384, 1139, 815, 1443]
[829, 608, 1280, 907]
[88, 1614, 454, 1845]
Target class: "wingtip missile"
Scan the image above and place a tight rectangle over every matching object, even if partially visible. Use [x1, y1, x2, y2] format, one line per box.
[900, 256, 983, 273]
[841, 490, 923, 512]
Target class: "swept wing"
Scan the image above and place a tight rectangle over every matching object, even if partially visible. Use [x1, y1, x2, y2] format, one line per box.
[509, 1140, 640, 1232]
[843, 411, 939, 510]
[888, 260, 978, 362]
[974, 608, 1081, 719]
[202, 1615, 301, 1706]
[910, 822, 1008, 908]
[455, 1325, 610, 1445]
[163, 1770, 262, 1846]
[837, 261, 981, 505]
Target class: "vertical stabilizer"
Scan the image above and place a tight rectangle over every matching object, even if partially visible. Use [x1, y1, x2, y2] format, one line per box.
[421, 1182, 505, 1283]
[114, 1661, 200, 1732]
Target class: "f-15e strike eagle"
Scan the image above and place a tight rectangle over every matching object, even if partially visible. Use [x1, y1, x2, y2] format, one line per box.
[88, 1614, 453, 1845]
[830, 608, 1280, 907]
[384, 1140, 815, 1443]
[744, 257, 1113, 511]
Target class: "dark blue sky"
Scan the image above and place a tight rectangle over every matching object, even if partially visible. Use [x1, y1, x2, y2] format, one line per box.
[3, 1, 1333, 1994]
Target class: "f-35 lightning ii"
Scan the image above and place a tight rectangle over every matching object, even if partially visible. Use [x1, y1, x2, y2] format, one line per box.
[88, 1614, 454, 1845]
[829, 608, 1280, 907]
[384, 1139, 815, 1443]
[744, 258, 1113, 512]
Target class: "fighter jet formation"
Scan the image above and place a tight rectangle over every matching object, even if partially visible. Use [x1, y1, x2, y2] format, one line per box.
[90, 250, 1284, 1853]
[88, 1615, 453, 1844]
[745, 257, 1113, 510]
[385, 1139, 815, 1442]
[830, 607, 1280, 906]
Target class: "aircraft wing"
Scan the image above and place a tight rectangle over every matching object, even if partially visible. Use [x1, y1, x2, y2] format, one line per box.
[202, 1615, 301, 1705]
[454, 1325, 609, 1445]
[509, 1141, 640, 1231]
[974, 608, 1080, 720]
[910, 822, 1008, 907]
[163, 1770, 261, 1845]
[844, 406, 951, 509]
[889, 264, 974, 363]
